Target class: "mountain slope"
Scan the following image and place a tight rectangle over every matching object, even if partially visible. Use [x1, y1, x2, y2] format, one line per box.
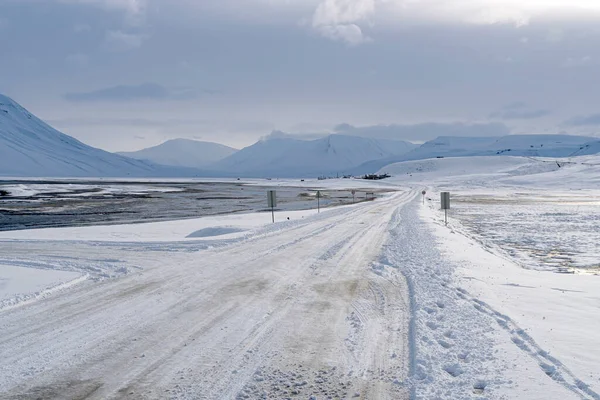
[353, 134, 599, 174]
[210, 134, 417, 177]
[568, 140, 600, 157]
[118, 139, 237, 169]
[0, 94, 205, 177]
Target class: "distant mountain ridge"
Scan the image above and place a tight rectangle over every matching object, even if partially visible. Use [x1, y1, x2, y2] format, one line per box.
[354, 134, 600, 174]
[118, 139, 237, 169]
[209, 134, 417, 177]
[2, 93, 600, 178]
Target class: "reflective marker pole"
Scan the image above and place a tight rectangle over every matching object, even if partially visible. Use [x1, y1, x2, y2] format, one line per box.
[317, 191, 321, 213]
[268, 190, 277, 223]
[441, 192, 450, 226]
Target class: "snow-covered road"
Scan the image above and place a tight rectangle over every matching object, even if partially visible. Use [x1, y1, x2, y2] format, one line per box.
[1, 179, 599, 400]
[0, 191, 413, 399]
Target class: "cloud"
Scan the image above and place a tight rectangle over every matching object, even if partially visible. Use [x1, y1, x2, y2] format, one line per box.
[562, 56, 593, 68]
[493, 109, 550, 119]
[60, 0, 146, 15]
[490, 103, 551, 119]
[564, 113, 600, 126]
[312, 0, 375, 45]
[332, 122, 512, 142]
[376, 0, 600, 28]
[260, 130, 326, 141]
[73, 23, 92, 33]
[63, 84, 218, 103]
[103, 30, 146, 51]
[64, 83, 185, 102]
[65, 53, 90, 68]
[258, 122, 511, 143]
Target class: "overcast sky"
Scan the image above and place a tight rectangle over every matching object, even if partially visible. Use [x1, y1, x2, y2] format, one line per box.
[1, 0, 600, 151]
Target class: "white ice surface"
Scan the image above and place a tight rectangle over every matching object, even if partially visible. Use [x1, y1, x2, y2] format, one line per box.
[0, 264, 83, 310]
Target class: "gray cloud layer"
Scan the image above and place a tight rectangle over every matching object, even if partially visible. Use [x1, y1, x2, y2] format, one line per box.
[565, 114, 600, 127]
[64, 83, 206, 102]
[333, 122, 511, 142]
[2, 0, 600, 151]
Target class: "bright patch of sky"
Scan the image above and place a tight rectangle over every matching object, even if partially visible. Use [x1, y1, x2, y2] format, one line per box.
[1, 0, 600, 151]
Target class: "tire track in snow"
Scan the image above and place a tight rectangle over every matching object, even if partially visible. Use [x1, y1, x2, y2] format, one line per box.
[463, 290, 600, 399]
[381, 196, 522, 399]
[391, 193, 598, 400]
[0, 190, 413, 400]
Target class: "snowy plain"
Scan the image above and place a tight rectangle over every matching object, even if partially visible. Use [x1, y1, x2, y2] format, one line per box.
[0, 155, 599, 399]
[380, 154, 600, 399]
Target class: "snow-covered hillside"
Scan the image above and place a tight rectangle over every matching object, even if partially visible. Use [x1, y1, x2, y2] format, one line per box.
[210, 134, 416, 177]
[118, 139, 238, 169]
[353, 134, 599, 174]
[0, 94, 199, 177]
[412, 134, 594, 158]
[378, 156, 561, 179]
[378, 153, 600, 190]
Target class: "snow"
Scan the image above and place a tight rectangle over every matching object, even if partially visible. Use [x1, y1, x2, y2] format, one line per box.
[1, 152, 599, 399]
[0, 207, 331, 242]
[4, 91, 600, 180]
[423, 202, 600, 398]
[353, 134, 600, 174]
[405, 134, 596, 160]
[118, 139, 238, 169]
[0, 94, 199, 178]
[211, 134, 416, 177]
[0, 264, 83, 310]
[378, 155, 555, 179]
[0, 191, 411, 399]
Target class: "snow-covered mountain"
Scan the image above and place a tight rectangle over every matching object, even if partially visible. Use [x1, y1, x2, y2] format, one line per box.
[209, 134, 417, 177]
[0, 94, 199, 177]
[118, 139, 237, 169]
[355, 134, 600, 174]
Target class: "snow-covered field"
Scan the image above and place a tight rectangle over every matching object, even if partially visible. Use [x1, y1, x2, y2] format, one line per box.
[447, 190, 600, 273]
[0, 155, 599, 399]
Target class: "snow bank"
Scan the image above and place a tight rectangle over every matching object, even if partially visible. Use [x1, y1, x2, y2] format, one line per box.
[0, 264, 84, 311]
[0, 206, 336, 242]
[423, 195, 600, 397]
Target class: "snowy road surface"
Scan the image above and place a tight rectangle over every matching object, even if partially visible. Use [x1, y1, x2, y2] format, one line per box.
[1, 182, 599, 399]
[0, 192, 412, 399]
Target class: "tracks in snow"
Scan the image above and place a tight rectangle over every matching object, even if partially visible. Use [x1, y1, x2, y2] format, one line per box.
[0, 191, 414, 400]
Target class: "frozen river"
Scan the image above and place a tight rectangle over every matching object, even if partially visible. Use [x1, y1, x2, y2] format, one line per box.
[0, 179, 391, 231]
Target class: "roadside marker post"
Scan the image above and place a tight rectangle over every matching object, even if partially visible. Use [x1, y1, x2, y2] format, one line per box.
[317, 190, 321, 213]
[422, 190, 426, 205]
[440, 192, 450, 225]
[267, 190, 277, 223]
[351, 190, 356, 204]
